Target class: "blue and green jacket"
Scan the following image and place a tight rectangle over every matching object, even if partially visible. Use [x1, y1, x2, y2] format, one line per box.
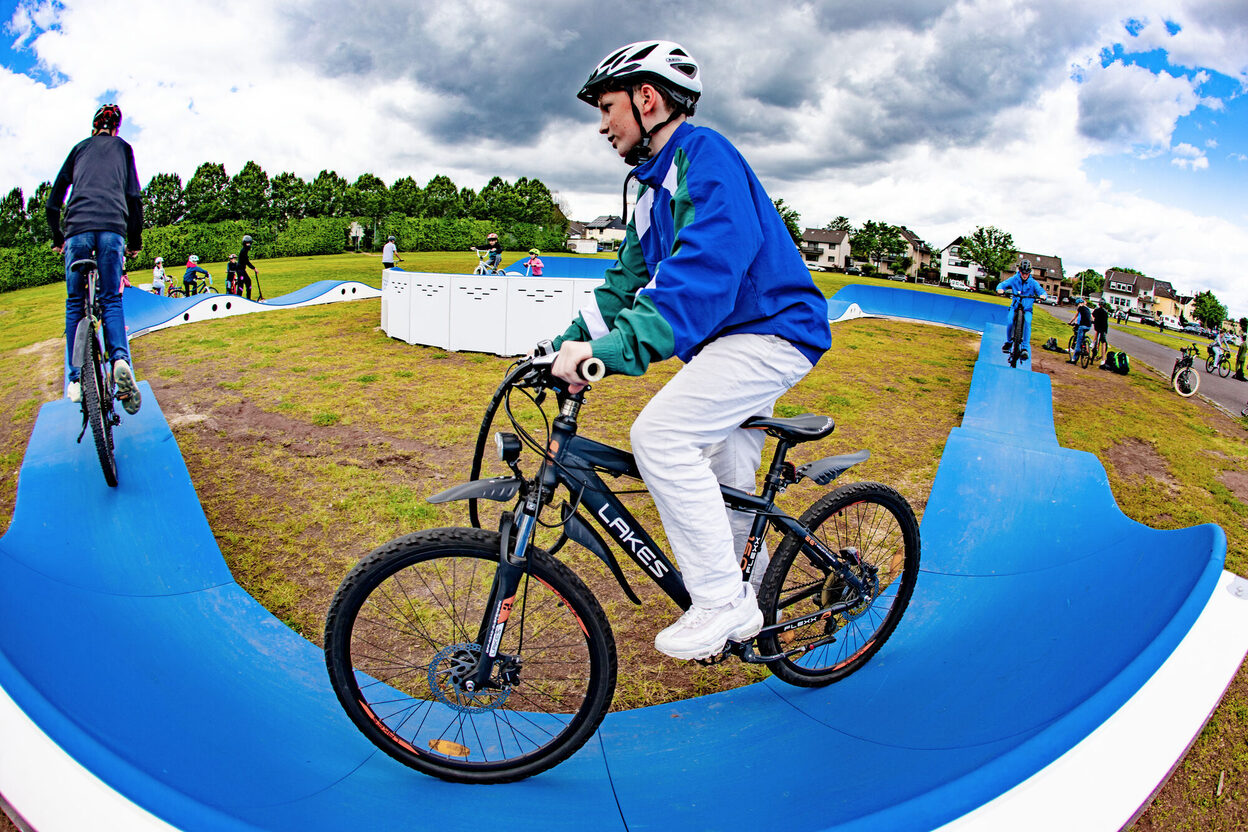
[554, 122, 831, 375]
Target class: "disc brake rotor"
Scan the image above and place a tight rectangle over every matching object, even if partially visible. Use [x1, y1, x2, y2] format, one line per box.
[427, 643, 512, 713]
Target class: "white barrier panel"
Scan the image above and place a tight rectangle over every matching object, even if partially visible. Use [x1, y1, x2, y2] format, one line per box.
[379, 275, 605, 356]
[504, 278, 577, 355]
[407, 273, 452, 349]
[386, 273, 411, 342]
[449, 277, 507, 354]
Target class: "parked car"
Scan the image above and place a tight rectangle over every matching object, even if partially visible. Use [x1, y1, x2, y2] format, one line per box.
[844, 265, 863, 276]
[948, 279, 970, 292]
[1042, 295, 1058, 305]
[887, 274, 907, 282]
[806, 263, 826, 272]
[1181, 323, 1202, 335]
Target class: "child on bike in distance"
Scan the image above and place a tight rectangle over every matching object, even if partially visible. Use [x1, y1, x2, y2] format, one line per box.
[549, 40, 832, 662]
[995, 259, 1046, 360]
[183, 255, 210, 295]
[473, 232, 503, 272]
[151, 256, 166, 295]
[525, 248, 544, 276]
[47, 103, 143, 413]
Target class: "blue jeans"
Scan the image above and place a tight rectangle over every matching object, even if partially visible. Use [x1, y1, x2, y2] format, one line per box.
[1004, 302, 1032, 349]
[1073, 325, 1089, 356]
[64, 231, 129, 382]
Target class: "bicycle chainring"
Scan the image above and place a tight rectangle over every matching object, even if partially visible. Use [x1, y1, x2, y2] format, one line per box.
[427, 643, 513, 714]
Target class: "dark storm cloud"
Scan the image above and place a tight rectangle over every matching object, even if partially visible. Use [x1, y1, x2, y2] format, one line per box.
[277, 0, 1121, 181]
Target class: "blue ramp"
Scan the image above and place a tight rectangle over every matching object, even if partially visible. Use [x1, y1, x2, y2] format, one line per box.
[500, 255, 614, 278]
[2, 284, 1245, 831]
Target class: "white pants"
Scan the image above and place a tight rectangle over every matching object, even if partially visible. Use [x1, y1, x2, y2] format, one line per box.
[630, 333, 813, 608]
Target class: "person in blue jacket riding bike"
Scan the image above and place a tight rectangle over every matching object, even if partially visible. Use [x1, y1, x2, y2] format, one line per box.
[549, 40, 832, 662]
[995, 259, 1047, 360]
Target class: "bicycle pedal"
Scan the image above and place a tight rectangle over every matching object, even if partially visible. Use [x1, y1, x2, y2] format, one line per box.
[693, 644, 736, 666]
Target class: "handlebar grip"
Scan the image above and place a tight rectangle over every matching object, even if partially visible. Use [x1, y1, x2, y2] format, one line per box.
[579, 357, 606, 382]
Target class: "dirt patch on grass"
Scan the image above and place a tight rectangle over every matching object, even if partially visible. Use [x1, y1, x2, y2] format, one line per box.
[1218, 469, 1248, 507]
[1107, 437, 1180, 491]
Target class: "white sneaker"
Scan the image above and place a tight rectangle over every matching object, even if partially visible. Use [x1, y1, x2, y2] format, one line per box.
[113, 359, 142, 415]
[655, 584, 764, 661]
[66, 381, 81, 402]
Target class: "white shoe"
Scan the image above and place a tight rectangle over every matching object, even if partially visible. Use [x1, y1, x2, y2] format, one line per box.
[113, 359, 142, 415]
[66, 381, 81, 402]
[655, 584, 764, 661]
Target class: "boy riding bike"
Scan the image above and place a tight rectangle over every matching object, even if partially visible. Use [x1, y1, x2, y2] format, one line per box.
[549, 40, 832, 661]
[995, 259, 1046, 360]
[47, 103, 143, 415]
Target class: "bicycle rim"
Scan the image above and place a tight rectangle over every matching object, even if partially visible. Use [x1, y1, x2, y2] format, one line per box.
[80, 329, 118, 486]
[1174, 367, 1199, 398]
[325, 528, 614, 782]
[759, 482, 919, 687]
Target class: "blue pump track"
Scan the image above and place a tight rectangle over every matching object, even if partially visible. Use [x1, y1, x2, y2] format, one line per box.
[3, 284, 1246, 831]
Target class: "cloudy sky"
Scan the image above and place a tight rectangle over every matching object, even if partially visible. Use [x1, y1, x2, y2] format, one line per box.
[3, 0, 1247, 316]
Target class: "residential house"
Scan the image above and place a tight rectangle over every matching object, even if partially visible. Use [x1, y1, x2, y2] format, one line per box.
[799, 228, 850, 271]
[584, 215, 628, 249]
[939, 237, 985, 288]
[894, 226, 933, 277]
[1001, 251, 1065, 300]
[1101, 269, 1181, 320]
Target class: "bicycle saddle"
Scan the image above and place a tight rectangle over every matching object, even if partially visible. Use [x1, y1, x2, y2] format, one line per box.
[70, 258, 98, 273]
[741, 413, 835, 443]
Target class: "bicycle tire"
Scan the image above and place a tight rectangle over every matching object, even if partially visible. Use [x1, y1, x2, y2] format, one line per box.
[1219, 359, 1231, 379]
[204, 286, 220, 294]
[1174, 367, 1199, 398]
[1009, 307, 1024, 368]
[80, 327, 118, 487]
[1079, 341, 1091, 369]
[1205, 356, 1216, 374]
[757, 481, 919, 687]
[324, 527, 616, 783]
[167, 287, 183, 298]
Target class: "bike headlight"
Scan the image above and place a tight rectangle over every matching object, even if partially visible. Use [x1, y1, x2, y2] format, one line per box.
[495, 432, 522, 464]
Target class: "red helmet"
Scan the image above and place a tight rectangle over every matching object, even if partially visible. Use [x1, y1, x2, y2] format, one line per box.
[93, 104, 122, 132]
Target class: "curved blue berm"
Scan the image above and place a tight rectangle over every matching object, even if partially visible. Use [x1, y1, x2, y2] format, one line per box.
[1, 286, 1244, 831]
[500, 255, 614, 278]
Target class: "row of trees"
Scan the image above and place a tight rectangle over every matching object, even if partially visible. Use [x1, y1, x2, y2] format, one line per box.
[0, 163, 568, 250]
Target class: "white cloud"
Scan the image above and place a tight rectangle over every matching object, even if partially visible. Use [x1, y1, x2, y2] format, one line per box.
[1, 0, 1246, 319]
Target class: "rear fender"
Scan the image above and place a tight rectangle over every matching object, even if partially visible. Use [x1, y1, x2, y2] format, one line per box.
[796, 449, 871, 486]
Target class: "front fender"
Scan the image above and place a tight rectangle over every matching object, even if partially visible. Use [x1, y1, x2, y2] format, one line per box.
[427, 477, 522, 505]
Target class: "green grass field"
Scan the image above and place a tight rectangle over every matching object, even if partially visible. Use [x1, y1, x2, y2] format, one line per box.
[0, 252, 1244, 829]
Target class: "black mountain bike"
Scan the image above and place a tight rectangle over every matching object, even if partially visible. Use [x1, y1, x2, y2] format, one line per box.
[1002, 293, 1027, 368]
[1205, 345, 1231, 378]
[1069, 323, 1092, 368]
[324, 352, 921, 784]
[70, 258, 121, 486]
[1172, 344, 1200, 398]
[167, 272, 217, 298]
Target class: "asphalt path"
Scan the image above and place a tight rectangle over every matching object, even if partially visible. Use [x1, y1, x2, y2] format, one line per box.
[1034, 306, 1247, 418]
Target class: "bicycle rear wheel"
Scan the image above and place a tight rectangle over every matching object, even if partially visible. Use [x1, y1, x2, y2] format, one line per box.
[1205, 356, 1216, 373]
[1079, 341, 1091, 368]
[80, 327, 118, 487]
[324, 527, 616, 783]
[1174, 367, 1199, 397]
[758, 482, 920, 687]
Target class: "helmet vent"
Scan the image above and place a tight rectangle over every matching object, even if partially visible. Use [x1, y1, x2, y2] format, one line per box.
[630, 43, 658, 61]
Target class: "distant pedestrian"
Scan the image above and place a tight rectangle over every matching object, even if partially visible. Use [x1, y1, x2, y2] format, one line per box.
[1235, 317, 1247, 382]
[236, 234, 258, 299]
[1157, 316, 1165, 333]
[382, 235, 402, 269]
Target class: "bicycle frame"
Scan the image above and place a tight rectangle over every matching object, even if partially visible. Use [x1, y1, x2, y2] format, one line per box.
[433, 373, 874, 688]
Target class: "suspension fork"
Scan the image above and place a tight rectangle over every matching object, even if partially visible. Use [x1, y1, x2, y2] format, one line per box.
[467, 393, 583, 691]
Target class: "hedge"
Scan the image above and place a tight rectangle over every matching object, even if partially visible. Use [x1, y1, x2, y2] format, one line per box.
[1, 215, 569, 293]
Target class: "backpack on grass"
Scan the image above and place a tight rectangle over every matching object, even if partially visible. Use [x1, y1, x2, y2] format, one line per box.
[1104, 350, 1130, 375]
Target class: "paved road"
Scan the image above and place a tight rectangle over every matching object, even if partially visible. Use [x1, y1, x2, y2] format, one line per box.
[1034, 306, 1247, 418]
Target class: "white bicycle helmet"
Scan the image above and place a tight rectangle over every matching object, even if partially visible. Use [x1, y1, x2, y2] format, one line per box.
[577, 40, 701, 114]
[189, 255, 199, 263]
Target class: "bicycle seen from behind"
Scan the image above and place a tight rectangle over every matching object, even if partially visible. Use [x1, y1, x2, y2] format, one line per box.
[324, 349, 921, 783]
[69, 258, 123, 486]
[1068, 323, 1092, 368]
[1171, 343, 1200, 398]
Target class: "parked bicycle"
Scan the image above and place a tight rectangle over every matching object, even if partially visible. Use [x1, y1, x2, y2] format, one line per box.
[324, 350, 921, 783]
[1205, 345, 1232, 378]
[69, 258, 122, 486]
[1068, 323, 1092, 368]
[1172, 344, 1200, 398]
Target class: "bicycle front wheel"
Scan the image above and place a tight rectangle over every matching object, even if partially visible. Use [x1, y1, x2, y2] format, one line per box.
[1219, 359, 1231, 379]
[324, 527, 616, 783]
[758, 482, 920, 687]
[1174, 367, 1200, 397]
[80, 328, 117, 487]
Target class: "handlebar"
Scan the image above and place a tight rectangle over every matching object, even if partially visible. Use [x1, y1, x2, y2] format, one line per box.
[527, 352, 605, 384]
